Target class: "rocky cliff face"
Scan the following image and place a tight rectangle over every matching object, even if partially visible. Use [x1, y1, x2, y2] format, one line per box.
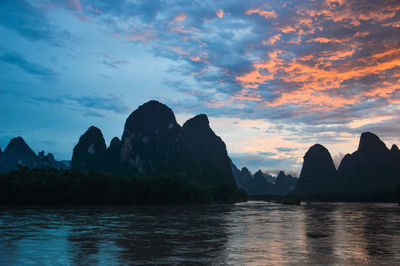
[182, 114, 236, 186]
[231, 159, 242, 186]
[120, 100, 183, 174]
[69, 101, 239, 189]
[296, 144, 337, 194]
[337, 132, 398, 192]
[71, 126, 107, 170]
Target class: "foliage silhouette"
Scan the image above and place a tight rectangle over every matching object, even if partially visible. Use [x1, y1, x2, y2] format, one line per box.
[0, 167, 247, 205]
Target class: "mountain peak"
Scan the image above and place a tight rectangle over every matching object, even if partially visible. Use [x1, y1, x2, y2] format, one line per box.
[241, 167, 251, 175]
[71, 126, 107, 170]
[277, 171, 286, 178]
[390, 144, 399, 153]
[296, 143, 337, 193]
[182, 114, 209, 129]
[303, 144, 335, 167]
[109, 137, 120, 148]
[358, 132, 388, 154]
[4, 136, 35, 155]
[123, 100, 178, 138]
[182, 113, 235, 186]
[1, 136, 38, 172]
[307, 144, 328, 154]
[254, 169, 263, 175]
[120, 101, 182, 173]
[87, 126, 103, 136]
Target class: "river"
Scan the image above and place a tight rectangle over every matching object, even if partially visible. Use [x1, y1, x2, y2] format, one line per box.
[1, 202, 399, 265]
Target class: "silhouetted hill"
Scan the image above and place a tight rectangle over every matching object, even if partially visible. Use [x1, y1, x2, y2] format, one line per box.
[240, 167, 253, 186]
[0, 137, 69, 173]
[37, 151, 69, 169]
[120, 100, 184, 174]
[246, 169, 275, 195]
[230, 159, 242, 186]
[293, 132, 400, 201]
[69, 100, 243, 202]
[182, 114, 236, 186]
[104, 137, 122, 172]
[1, 137, 37, 172]
[337, 132, 399, 193]
[230, 161, 297, 195]
[71, 126, 107, 170]
[231, 161, 253, 189]
[295, 144, 337, 194]
[390, 144, 400, 173]
[275, 171, 297, 195]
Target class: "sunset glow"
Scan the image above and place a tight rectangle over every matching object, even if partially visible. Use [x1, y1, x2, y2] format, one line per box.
[0, 0, 399, 174]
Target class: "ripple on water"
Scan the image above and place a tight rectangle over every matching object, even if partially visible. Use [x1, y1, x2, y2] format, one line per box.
[0, 202, 400, 264]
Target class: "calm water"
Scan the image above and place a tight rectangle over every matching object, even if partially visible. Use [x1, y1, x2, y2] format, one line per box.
[0, 202, 400, 265]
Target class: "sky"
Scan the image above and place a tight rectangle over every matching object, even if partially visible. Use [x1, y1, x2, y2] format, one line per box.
[0, 0, 399, 175]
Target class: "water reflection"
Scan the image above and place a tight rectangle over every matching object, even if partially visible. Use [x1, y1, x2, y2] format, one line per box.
[0, 202, 399, 264]
[303, 204, 337, 264]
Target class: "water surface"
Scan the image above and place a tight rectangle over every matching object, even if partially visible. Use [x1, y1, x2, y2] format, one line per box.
[1, 202, 400, 265]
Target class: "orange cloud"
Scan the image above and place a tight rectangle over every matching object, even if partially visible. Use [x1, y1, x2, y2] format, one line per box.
[264, 34, 281, 45]
[234, 42, 400, 109]
[280, 25, 296, 33]
[236, 70, 273, 89]
[307, 37, 341, 43]
[245, 8, 277, 19]
[216, 9, 224, 18]
[190, 56, 201, 62]
[172, 13, 186, 23]
[169, 25, 191, 33]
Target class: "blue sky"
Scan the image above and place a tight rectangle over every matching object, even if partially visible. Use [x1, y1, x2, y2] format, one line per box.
[1, 0, 399, 175]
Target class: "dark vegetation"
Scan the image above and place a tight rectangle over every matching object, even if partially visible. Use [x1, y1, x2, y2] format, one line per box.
[0, 167, 247, 205]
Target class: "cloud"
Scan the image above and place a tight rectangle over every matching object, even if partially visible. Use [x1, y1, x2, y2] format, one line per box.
[10, 0, 395, 125]
[0, 0, 70, 44]
[63, 95, 130, 114]
[276, 147, 299, 152]
[101, 60, 129, 69]
[70, 0, 399, 129]
[1, 0, 399, 171]
[0, 52, 58, 78]
[245, 8, 277, 19]
[30, 94, 130, 116]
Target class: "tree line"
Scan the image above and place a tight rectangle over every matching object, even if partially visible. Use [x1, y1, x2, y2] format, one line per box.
[0, 166, 247, 205]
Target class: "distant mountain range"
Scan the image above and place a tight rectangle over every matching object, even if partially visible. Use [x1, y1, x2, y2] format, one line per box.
[0, 137, 69, 173]
[1, 100, 399, 199]
[231, 161, 297, 195]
